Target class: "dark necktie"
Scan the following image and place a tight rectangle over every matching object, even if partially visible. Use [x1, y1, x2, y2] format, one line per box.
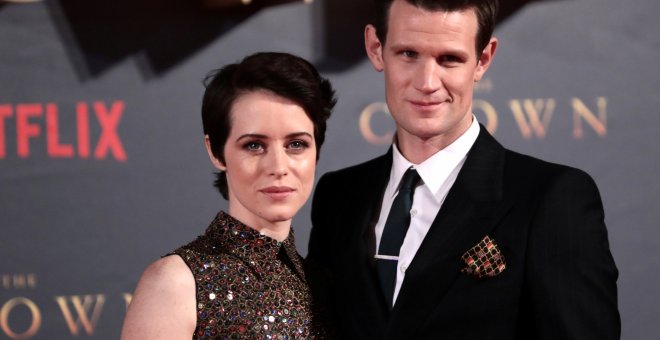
[376, 167, 421, 307]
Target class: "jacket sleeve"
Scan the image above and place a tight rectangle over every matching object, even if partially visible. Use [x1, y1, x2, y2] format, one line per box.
[308, 173, 332, 262]
[305, 172, 339, 338]
[523, 168, 620, 339]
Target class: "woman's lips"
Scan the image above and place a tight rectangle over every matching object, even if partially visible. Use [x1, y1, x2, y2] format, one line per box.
[259, 186, 295, 199]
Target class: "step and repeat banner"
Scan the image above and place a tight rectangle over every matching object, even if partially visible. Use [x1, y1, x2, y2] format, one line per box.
[1, 0, 658, 338]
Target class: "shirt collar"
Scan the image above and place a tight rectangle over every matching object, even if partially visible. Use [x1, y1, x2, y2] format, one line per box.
[206, 211, 295, 262]
[391, 117, 480, 201]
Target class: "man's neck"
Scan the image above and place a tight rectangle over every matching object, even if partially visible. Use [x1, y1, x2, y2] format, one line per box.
[396, 128, 471, 164]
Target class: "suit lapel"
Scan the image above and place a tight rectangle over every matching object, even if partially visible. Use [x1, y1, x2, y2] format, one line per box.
[387, 127, 513, 338]
[341, 150, 393, 333]
[351, 148, 392, 256]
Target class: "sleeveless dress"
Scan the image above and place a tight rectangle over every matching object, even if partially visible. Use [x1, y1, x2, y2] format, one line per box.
[171, 211, 325, 339]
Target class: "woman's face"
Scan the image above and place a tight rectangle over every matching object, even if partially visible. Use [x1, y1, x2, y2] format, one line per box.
[214, 90, 317, 232]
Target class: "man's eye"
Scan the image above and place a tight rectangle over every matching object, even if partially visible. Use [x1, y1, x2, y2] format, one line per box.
[440, 55, 460, 64]
[402, 50, 418, 58]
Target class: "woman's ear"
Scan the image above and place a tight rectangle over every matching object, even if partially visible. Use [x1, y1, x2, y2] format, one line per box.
[204, 135, 226, 171]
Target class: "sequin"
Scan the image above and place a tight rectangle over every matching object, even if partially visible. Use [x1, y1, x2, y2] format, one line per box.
[170, 211, 324, 339]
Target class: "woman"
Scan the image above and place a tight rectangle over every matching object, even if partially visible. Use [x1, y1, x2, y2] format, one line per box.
[121, 52, 336, 339]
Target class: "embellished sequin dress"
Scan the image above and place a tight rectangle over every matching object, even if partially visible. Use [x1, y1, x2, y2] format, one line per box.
[171, 211, 324, 339]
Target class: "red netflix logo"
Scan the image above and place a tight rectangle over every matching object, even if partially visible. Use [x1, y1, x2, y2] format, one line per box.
[0, 101, 126, 161]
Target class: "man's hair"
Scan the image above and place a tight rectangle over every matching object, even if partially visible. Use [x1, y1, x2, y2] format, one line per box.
[201, 52, 336, 199]
[373, 0, 499, 56]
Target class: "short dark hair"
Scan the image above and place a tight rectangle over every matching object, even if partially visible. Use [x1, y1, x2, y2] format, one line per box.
[373, 0, 498, 56]
[201, 52, 336, 199]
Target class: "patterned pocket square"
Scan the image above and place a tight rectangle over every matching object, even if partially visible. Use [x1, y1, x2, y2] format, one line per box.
[461, 236, 506, 279]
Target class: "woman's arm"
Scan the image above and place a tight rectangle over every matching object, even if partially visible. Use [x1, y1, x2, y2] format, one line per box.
[121, 255, 197, 340]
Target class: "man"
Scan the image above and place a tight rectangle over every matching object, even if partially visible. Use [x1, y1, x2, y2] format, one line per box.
[307, 0, 620, 339]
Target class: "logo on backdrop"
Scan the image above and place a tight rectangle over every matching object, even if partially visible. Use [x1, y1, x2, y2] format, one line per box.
[359, 81, 608, 145]
[1, 273, 132, 338]
[0, 101, 127, 161]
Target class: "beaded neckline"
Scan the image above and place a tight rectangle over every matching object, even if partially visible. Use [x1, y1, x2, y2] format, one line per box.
[204, 211, 299, 271]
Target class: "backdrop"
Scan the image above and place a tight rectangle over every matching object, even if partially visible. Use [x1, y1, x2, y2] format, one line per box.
[1, 0, 658, 338]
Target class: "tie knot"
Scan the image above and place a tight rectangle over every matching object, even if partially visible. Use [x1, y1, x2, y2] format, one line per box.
[399, 168, 421, 192]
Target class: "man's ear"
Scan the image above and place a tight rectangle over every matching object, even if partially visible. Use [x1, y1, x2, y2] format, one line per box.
[365, 24, 385, 72]
[475, 37, 498, 82]
[204, 135, 226, 171]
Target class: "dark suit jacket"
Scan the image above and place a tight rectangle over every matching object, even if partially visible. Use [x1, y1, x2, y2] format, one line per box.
[307, 126, 619, 339]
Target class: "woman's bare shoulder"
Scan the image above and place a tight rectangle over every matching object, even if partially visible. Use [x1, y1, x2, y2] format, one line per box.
[143, 255, 194, 288]
[120, 255, 197, 340]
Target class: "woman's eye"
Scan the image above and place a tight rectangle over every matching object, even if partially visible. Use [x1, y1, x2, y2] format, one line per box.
[288, 140, 308, 150]
[244, 142, 263, 151]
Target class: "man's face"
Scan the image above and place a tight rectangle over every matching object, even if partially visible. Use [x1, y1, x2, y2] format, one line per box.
[366, 0, 496, 152]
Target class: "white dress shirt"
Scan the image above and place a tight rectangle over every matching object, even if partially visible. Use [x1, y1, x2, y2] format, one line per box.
[374, 117, 481, 305]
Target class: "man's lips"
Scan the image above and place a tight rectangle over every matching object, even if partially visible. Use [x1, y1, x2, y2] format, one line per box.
[259, 186, 295, 199]
[408, 99, 445, 108]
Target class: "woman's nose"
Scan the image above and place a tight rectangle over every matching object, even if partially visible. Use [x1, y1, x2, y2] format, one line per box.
[266, 148, 288, 177]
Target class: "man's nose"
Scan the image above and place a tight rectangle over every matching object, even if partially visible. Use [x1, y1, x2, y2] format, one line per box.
[413, 60, 441, 93]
